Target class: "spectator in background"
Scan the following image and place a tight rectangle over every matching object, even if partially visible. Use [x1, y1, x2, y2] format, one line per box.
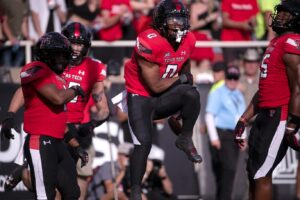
[87, 142, 134, 200]
[66, 0, 100, 32]
[130, 0, 155, 35]
[205, 66, 246, 200]
[28, 0, 67, 42]
[255, 0, 280, 41]
[238, 48, 261, 107]
[0, 0, 29, 67]
[209, 61, 225, 93]
[93, 0, 132, 68]
[189, 0, 219, 74]
[142, 145, 178, 200]
[221, 0, 259, 66]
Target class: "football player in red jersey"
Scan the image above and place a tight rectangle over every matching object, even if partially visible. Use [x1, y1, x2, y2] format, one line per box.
[21, 32, 84, 200]
[1, 23, 109, 199]
[234, 1, 300, 199]
[61, 22, 109, 200]
[124, 1, 202, 199]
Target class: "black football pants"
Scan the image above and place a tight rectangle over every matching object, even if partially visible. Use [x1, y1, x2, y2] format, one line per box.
[127, 84, 200, 187]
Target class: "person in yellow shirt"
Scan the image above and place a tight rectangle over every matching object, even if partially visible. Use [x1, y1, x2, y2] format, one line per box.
[255, 0, 280, 41]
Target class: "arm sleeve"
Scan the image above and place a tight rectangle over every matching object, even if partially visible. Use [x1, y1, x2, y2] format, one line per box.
[205, 112, 219, 141]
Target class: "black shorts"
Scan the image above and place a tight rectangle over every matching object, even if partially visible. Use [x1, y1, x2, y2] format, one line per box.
[24, 135, 79, 200]
[247, 107, 288, 179]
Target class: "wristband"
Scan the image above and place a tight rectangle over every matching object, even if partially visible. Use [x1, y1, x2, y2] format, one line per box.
[285, 127, 296, 132]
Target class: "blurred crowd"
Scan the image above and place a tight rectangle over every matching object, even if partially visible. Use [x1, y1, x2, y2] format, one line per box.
[0, 0, 278, 77]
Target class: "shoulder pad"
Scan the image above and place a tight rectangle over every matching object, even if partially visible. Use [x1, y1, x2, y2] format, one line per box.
[20, 63, 49, 84]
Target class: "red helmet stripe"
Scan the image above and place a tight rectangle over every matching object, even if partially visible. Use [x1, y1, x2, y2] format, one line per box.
[74, 23, 80, 37]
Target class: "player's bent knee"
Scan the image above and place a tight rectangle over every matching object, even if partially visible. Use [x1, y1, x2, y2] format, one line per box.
[184, 87, 200, 99]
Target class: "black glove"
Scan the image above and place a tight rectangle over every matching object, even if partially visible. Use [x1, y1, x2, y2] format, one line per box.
[283, 114, 300, 151]
[78, 117, 108, 137]
[74, 146, 89, 168]
[179, 73, 193, 85]
[284, 126, 300, 151]
[234, 118, 246, 145]
[70, 85, 85, 98]
[1, 112, 16, 140]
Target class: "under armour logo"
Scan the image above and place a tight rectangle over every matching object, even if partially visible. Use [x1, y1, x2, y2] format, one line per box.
[78, 70, 85, 75]
[269, 109, 276, 117]
[43, 140, 51, 145]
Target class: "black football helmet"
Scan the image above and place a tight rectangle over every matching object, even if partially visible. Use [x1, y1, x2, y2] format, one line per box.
[271, 0, 300, 35]
[35, 32, 71, 75]
[153, 0, 190, 44]
[61, 22, 92, 65]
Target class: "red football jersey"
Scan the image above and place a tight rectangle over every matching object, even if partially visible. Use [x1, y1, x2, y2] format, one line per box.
[221, 0, 258, 41]
[259, 33, 300, 119]
[62, 57, 106, 123]
[21, 61, 67, 138]
[124, 28, 196, 96]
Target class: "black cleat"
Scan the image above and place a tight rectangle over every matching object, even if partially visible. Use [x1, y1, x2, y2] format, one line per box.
[130, 185, 142, 200]
[175, 135, 202, 163]
[4, 161, 27, 192]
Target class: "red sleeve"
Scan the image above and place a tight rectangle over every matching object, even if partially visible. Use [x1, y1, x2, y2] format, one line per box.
[251, 0, 259, 16]
[221, 0, 230, 13]
[20, 65, 54, 89]
[89, 58, 107, 81]
[135, 32, 161, 64]
[101, 0, 111, 10]
[284, 36, 300, 55]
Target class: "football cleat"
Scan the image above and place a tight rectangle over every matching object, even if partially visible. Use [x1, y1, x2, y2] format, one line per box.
[175, 135, 202, 163]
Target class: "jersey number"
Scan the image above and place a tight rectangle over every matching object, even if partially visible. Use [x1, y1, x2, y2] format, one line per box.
[260, 53, 270, 78]
[162, 64, 178, 78]
[69, 82, 80, 103]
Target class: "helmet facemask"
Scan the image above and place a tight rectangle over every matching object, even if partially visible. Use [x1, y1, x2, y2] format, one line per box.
[47, 51, 70, 74]
[164, 15, 189, 43]
[152, 0, 190, 45]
